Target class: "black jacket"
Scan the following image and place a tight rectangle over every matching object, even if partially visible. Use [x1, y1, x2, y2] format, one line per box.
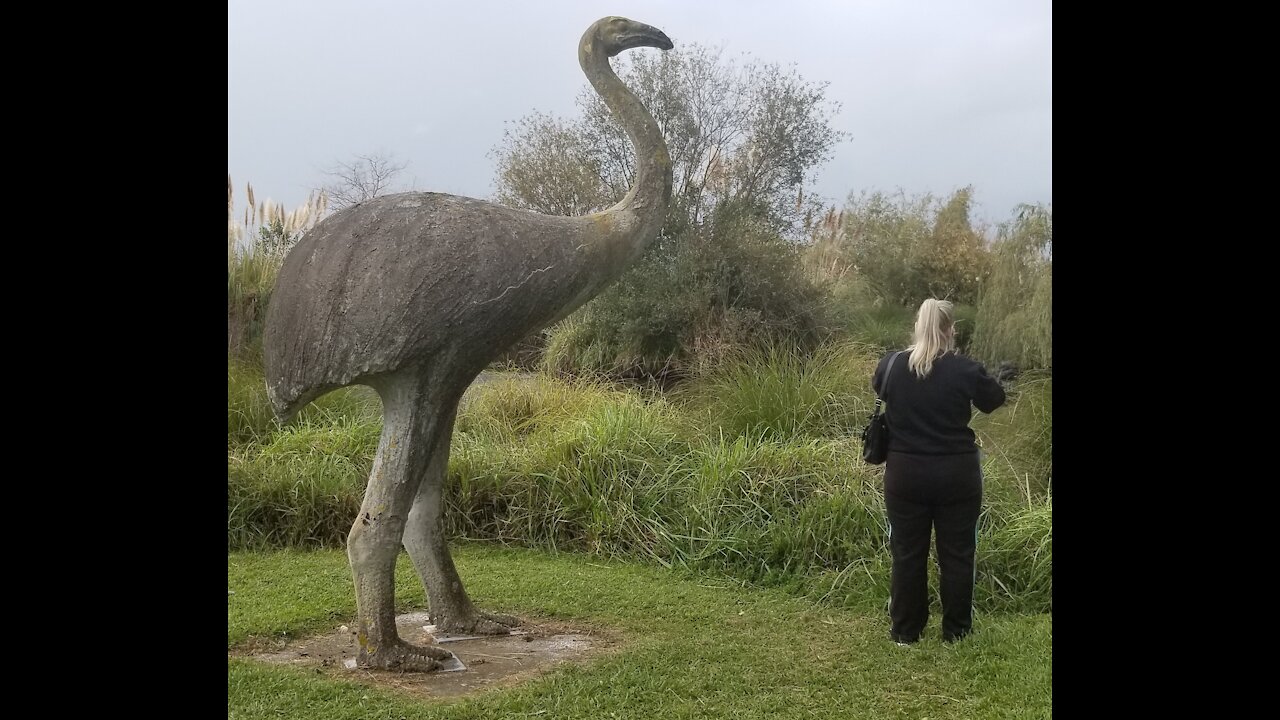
[872, 350, 1006, 455]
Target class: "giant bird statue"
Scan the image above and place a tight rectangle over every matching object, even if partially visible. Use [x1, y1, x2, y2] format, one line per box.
[263, 16, 674, 671]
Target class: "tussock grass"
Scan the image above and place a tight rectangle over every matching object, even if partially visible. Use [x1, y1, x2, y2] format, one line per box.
[227, 176, 328, 357]
[228, 345, 1051, 613]
[228, 358, 383, 549]
[677, 341, 879, 441]
[450, 374, 691, 557]
[979, 496, 1052, 612]
[228, 415, 380, 549]
[227, 249, 282, 357]
[229, 358, 283, 445]
[228, 358, 380, 446]
[973, 371, 1052, 503]
[831, 301, 915, 351]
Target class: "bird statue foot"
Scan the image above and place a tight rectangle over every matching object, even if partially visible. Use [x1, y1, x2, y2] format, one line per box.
[433, 609, 521, 635]
[358, 639, 454, 672]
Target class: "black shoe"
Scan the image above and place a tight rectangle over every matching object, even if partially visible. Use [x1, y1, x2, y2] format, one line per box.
[891, 633, 919, 645]
[942, 631, 969, 644]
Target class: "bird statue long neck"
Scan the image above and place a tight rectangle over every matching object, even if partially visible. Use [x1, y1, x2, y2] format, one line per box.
[579, 29, 673, 249]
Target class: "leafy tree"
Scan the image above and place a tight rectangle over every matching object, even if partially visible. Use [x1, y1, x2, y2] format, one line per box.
[815, 187, 992, 308]
[916, 186, 990, 303]
[491, 44, 845, 375]
[542, 200, 827, 378]
[495, 45, 844, 232]
[493, 112, 613, 217]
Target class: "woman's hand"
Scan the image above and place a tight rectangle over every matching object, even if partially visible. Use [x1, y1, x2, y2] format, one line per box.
[995, 361, 1019, 383]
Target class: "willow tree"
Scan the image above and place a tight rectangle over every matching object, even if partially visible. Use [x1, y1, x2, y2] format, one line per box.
[971, 203, 1052, 370]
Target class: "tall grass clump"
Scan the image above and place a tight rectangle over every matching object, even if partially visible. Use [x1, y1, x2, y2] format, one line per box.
[660, 435, 887, 584]
[969, 371, 1051, 613]
[441, 357, 905, 607]
[228, 350, 1051, 613]
[978, 495, 1052, 612]
[678, 341, 881, 442]
[448, 374, 692, 555]
[972, 373, 1052, 503]
[228, 357, 281, 446]
[228, 415, 380, 549]
[227, 176, 327, 357]
[227, 251, 283, 358]
[228, 357, 381, 447]
[836, 301, 915, 352]
[228, 358, 383, 549]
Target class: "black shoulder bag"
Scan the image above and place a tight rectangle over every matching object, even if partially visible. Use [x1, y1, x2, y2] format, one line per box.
[861, 351, 903, 465]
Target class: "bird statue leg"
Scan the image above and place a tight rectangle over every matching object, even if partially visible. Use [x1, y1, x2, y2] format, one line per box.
[347, 373, 456, 671]
[403, 397, 521, 635]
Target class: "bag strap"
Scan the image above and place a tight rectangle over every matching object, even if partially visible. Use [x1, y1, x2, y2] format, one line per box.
[872, 351, 904, 416]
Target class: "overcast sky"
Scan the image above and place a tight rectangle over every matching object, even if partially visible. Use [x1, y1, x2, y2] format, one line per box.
[229, 0, 1050, 228]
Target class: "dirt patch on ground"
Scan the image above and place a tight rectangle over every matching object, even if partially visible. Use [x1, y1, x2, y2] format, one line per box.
[230, 611, 620, 700]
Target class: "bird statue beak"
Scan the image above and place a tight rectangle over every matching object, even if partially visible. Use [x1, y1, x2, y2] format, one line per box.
[613, 23, 674, 55]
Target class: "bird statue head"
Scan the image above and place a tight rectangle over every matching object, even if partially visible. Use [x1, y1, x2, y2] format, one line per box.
[592, 16, 674, 57]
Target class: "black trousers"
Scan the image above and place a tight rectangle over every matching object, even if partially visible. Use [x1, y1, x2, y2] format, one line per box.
[884, 450, 983, 643]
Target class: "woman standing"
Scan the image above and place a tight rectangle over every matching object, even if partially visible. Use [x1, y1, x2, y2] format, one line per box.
[872, 298, 1007, 645]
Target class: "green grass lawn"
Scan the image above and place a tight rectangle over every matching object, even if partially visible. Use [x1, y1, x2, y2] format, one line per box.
[229, 543, 1050, 719]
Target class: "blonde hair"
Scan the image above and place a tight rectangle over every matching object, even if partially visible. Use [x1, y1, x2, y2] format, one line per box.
[907, 298, 955, 378]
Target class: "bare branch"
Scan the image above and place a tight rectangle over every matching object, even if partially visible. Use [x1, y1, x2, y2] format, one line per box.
[318, 151, 409, 211]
